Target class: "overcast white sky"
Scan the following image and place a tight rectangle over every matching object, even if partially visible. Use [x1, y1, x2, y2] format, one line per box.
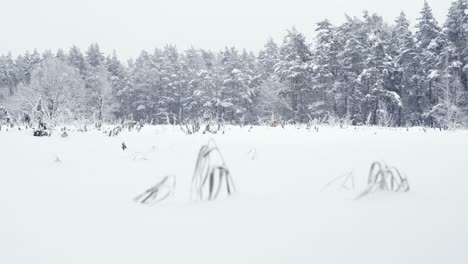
[1, 0, 451, 60]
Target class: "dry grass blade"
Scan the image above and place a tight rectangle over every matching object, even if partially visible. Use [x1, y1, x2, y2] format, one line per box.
[247, 148, 257, 160]
[321, 171, 355, 192]
[134, 175, 176, 205]
[356, 161, 410, 199]
[191, 139, 235, 201]
[180, 119, 201, 135]
[132, 152, 148, 161]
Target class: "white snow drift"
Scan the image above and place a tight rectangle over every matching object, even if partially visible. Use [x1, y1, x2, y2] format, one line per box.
[0, 125, 467, 264]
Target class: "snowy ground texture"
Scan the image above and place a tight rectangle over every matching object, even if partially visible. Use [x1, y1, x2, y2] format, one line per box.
[1, 125, 467, 264]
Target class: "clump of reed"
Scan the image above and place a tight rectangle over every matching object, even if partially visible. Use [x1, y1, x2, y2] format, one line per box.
[191, 139, 235, 201]
[134, 175, 176, 205]
[356, 161, 410, 199]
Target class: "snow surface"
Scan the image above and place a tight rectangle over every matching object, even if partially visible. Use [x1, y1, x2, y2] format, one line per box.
[1, 125, 468, 264]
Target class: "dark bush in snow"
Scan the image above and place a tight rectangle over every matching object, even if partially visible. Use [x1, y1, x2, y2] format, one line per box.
[33, 121, 51, 137]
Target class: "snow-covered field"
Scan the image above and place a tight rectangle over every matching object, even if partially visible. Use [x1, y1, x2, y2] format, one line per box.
[1, 125, 467, 264]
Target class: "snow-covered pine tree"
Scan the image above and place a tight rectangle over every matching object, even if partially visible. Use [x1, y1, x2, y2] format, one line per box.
[0, 52, 18, 96]
[312, 19, 340, 119]
[257, 38, 289, 122]
[68, 46, 88, 78]
[392, 12, 418, 125]
[180, 48, 207, 121]
[415, 0, 445, 125]
[160, 45, 184, 124]
[106, 50, 129, 119]
[275, 27, 312, 123]
[258, 38, 279, 80]
[240, 49, 260, 123]
[218, 47, 251, 124]
[128, 50, 159, 121]
[356, 12, 402, 126]
[55, 49, 67, 62]
[85, 43, 114, 122]
[336, 15, 368, 124]
[444, 0, 468, 91]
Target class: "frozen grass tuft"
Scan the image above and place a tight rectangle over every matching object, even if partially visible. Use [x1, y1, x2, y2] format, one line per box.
[356, 161, 410, 199]
[180, 120, 201, 135]
[321, 171, 355, 192]
[191, 139, 235, 201]
[134, 175, 176, 205]
[132, 152, 148, 161]
[247, 147, 257, 160]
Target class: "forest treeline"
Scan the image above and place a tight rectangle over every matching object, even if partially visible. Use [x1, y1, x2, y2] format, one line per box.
[0, 0, 467, 128]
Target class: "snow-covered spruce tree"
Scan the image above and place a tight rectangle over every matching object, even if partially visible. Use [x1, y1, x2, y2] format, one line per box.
[240, 49, 261, 124]
[163, 45, 191, 124]
[41, 50, 55, 61]
[392, 12, 419, 126]
[215, 47, 254, 124]
[14, 50, 41, 87]
[0, 52, 18, 96]
[311, 20, 340, 119]
[106, 50, 130, 119]
[180, 49, 217, 121]
[256, 38, 291, 123]
[444, 0, 468, 92]
[181, 48, 223, 122]
[10, 49, 42, 90]
[275, 27, 312, 123]
[442, 0, 468, 123]
[179, 48, 203, 121]
[336, 15, 368, 124]
[126, 50, 160, 121]
[68, 45, 88, 78]
[85, 43, 115, 124]
[258, 38, 279, 80]
[356, 12, 402, 126]
[55, 49, 67, 62]
[159, 46, 178, 123]
[414, 0, 445, 125]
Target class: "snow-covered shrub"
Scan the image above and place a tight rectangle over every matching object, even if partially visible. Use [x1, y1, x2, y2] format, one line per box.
[356, 161, 410, 199]
[202, 119, 225, 134]
[0, 106, 13, 131]
[60, 127, 69, 138]
[33, 120, 51, 137]
[425, 75, 468, 129]
[134, 175, 176, 205]
[0, 106, 11, 124]
[247, 147, 257, 160]
[191, 140, 235, 201]
[107, 125, 123, 136]
[180, 119, 201, 135]
[33, 129, 50, 137]
[179, 118, 225, 135]
[12, 59, 85, 125]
